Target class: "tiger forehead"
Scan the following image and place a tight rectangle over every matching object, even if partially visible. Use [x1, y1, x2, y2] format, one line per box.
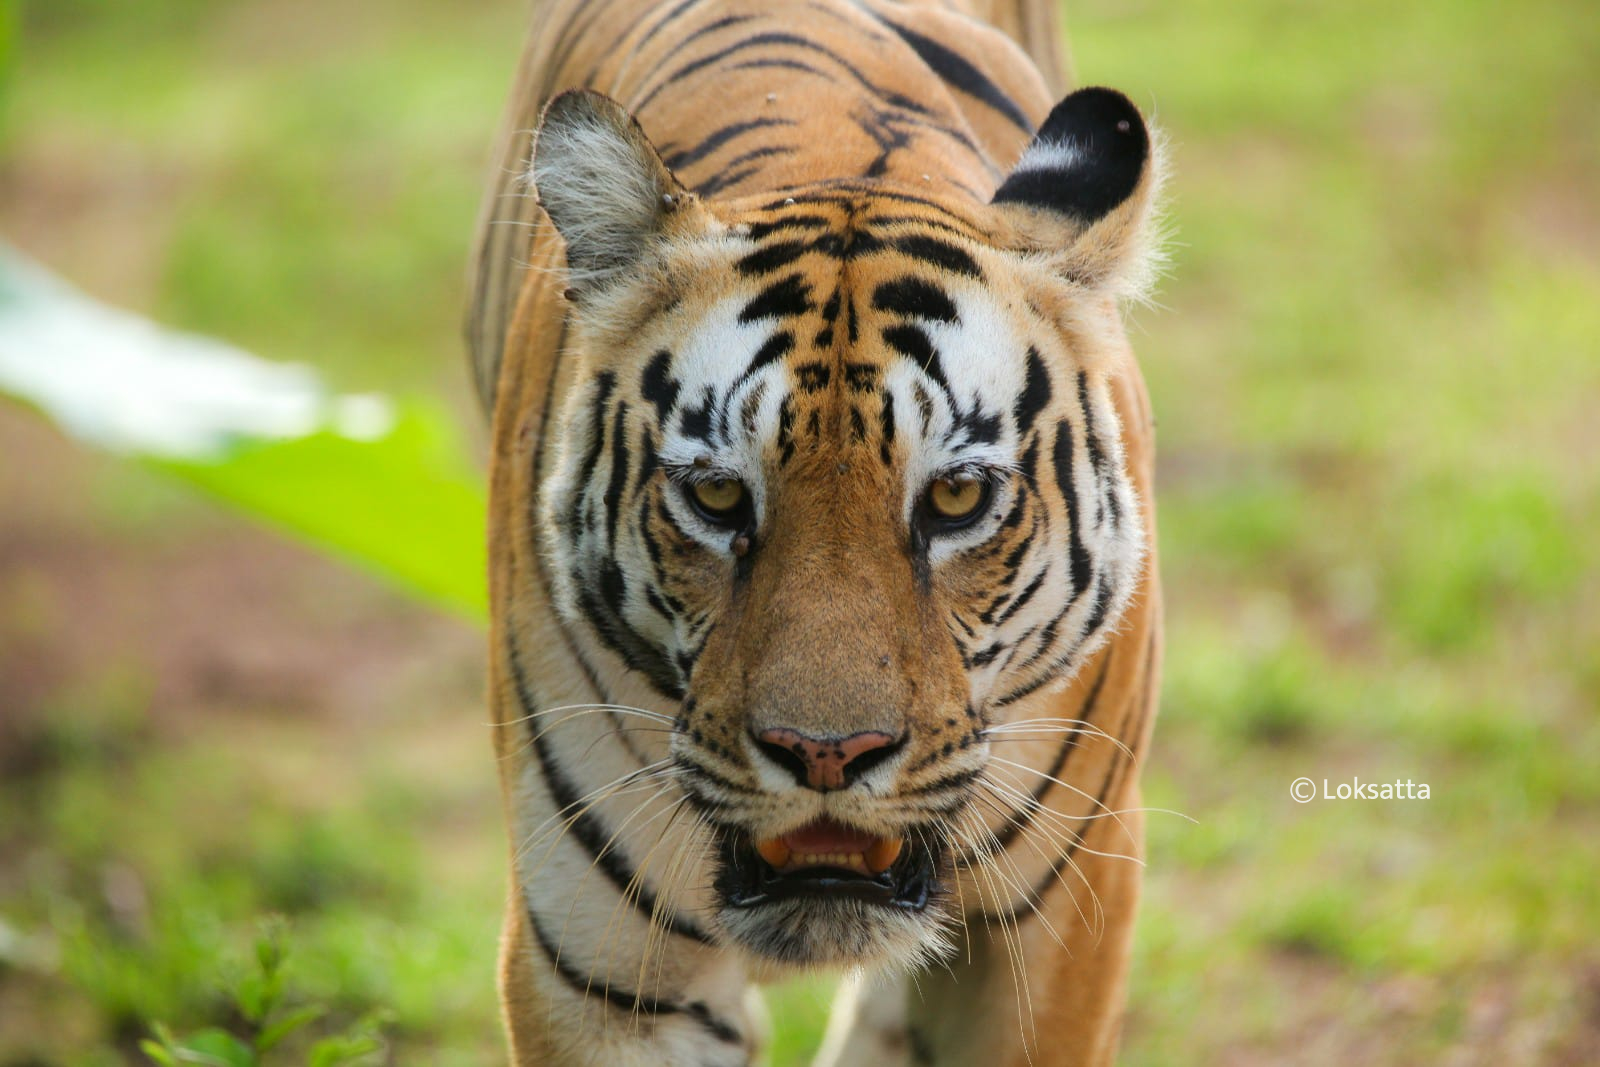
[637, 217, 1043, 480]
[715, 197, 1013, 377]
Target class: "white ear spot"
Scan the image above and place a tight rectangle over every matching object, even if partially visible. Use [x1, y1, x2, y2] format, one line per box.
[991, 87, 1168, 302]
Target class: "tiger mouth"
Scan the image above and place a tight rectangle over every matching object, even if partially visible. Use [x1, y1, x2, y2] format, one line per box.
[715, 818, 940, 910]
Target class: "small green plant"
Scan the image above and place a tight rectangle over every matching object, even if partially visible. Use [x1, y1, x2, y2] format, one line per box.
[139, 920, 387, 1067]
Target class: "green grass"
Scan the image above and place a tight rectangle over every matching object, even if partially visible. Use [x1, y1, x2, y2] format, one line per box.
[3, 0, 1599, 1062]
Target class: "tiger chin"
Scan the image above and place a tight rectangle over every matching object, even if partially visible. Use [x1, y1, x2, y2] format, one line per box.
[469, 2, 1165, 1065]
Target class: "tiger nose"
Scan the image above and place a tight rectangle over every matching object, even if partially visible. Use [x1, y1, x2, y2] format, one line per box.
[753, 727, 906, 791]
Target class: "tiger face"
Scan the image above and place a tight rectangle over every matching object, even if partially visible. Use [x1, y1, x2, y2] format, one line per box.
[532, 87, 1159, 971]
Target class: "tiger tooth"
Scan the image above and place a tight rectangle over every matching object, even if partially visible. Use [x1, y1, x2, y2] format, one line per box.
[756, 838, 791, 869]
[865, 837, 905, 874]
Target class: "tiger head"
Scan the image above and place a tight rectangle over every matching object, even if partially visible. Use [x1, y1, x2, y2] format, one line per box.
[530, 87, 1162, 971]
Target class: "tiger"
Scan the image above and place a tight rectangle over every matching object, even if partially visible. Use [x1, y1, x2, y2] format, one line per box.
[466, 1, 1164, 1064]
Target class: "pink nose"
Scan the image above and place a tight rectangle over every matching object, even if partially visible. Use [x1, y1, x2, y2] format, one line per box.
[754, 728, 904, 791]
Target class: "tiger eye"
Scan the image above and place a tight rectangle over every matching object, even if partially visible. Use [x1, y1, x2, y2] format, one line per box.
[692, 478, 745, 516]
[928, 477, 985, 521]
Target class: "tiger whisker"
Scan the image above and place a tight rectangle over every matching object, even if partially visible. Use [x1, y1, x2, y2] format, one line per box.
[954, 807, 1038, 1060]
[977, 770, 1147, 868]
[970, 788, 1102, 942]
[973, 773, 1134, 940]
[988, 755, 1141, 849]
[634, 803, 706, 1027]
[498, 702, 678, 727]
[510, 758, 675, 861]
[980, 716, 1133, 758]
[512, 762, 680, 871]
[562, 786, 687, 1010]
[592, 796, 693, 1025]
[957, 805, 1071, 954]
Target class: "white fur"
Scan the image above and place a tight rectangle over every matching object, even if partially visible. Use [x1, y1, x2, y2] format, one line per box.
[531, 108, 665, 285]
[1007, 139, 1086, 177]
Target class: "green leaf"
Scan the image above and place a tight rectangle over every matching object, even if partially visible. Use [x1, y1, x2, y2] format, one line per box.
[254, 921, 288, 977]
[0, 249, 486, 623]
[170, 1028, 257, 1067]
[235, 919, 290, 1024]
[140, 1037, 179, 1066]
[255, 1005, 324, 1054]
[307, 1033, 383, 1067]
[156, 402, 485, 621]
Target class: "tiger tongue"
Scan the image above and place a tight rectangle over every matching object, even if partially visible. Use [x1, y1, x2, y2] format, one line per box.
[782, 818, 879, 854]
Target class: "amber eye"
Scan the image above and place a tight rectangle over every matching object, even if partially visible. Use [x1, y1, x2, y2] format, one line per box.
[927, 476, 987, 524]
[690, 478, 746, 519]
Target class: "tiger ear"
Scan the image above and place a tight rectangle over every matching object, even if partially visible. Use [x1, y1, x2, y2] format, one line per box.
[990, 87, 1164, 300]
[531, 90, 706, 293]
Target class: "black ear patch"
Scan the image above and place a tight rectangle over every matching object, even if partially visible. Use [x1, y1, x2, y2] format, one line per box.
[991, 87, 1148, 223]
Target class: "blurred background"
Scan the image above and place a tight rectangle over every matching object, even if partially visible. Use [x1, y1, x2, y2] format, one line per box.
[2, 0, 1597, 1063]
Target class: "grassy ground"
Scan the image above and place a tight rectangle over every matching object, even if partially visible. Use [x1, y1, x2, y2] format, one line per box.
[3, 0, 1598, 1063]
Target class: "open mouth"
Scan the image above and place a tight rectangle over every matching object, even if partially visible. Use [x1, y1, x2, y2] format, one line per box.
[715, 817, 940, 910]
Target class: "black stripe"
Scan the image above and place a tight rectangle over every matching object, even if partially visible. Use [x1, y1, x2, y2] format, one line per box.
[727, 56, 835, 82]
[523, 322, 614, 707]
[504, 628, 711, 944]
[603, 402, 630, 547]
[523, 903, 742, 1046]
[637, 31, 935, 117]
[744, 329, 795, 378]
[764, 180, 989, 233]
[879, 17, 1034, 134]
[736, 238, 810, 276]
[640, 350, 679, 421]
[1053, 418, 1092, 598]
[882, 323, 933, 364]
[1082, 573, 1111, 636]
[577, 557, 684, 698]
[696, 145, 797, 197]
[746, 214, 832, 242]
[969, 643, 1003, 667]
[634, 12, 757, 91]
[673, 753, 756, 803]
[663, 116, 796, 170]
[566, 372, 617, 535]
[995, 564, 1049, 626]
[1015, 346, 1051, 436]
[891, 233, 982, 279]
[543, 0, 622, 96]
[865, 212, 980, 240]
[736, 379, 769, 437]
[795, 362, 831, 392]
[631, 0, 709, 55]
[739, 272, 813, 323]
[872, 276, 958, 322]
[901, 765, 984, 796]
[878, 393, 897, 466]
[973, 668, 1131, 924]
[1077, 372, 1105, 471]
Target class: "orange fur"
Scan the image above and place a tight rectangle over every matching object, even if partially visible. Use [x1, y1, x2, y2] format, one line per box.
[470, 3, 1162, 1064]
